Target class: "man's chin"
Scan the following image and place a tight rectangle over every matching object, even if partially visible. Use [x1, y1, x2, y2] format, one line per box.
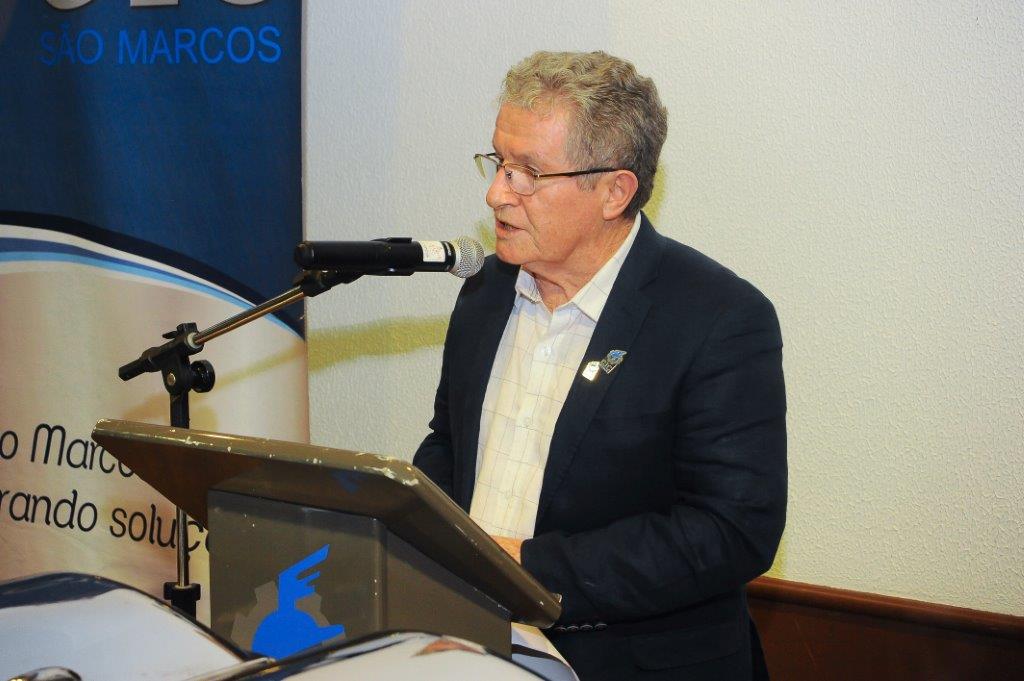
[494, 240, 521, 265]
[495, 240, 535, 267]
[494, 252, 523, 266]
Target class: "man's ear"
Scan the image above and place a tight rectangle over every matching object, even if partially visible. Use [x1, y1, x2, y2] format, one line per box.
[602, 170, 639, 221]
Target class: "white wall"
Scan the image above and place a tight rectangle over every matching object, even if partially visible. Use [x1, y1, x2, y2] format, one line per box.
[303, 1, 1023, 616]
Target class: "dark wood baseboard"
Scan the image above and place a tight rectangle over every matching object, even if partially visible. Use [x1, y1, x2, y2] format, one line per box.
[748, 577, 1024, 681]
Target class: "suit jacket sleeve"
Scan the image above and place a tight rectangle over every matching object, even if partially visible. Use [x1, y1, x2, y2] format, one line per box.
[411, 311, 457, 499]
[521, 287, 787, 624]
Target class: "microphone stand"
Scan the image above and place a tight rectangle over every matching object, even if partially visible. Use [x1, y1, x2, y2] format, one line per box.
[116, 268, 364, 617]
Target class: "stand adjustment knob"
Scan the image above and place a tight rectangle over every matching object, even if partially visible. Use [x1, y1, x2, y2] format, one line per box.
[191, 360, 216, 393]
[164, 581, 201, 616]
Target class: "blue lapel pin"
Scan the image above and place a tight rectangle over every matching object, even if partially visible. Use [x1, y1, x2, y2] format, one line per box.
[599, 349, 627, 375]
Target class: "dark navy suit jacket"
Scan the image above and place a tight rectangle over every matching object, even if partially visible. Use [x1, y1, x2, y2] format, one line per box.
[414, 214, 787, 679]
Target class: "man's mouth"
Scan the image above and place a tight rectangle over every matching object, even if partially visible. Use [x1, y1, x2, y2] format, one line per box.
[495, 219, 520, 235]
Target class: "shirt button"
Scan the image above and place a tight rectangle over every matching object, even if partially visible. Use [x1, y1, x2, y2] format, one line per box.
[521, 417, 532, 428]
[540, 346, 552, 357]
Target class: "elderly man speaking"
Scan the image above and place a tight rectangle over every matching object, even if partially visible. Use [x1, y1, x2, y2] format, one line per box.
[414, 51, 787, 681]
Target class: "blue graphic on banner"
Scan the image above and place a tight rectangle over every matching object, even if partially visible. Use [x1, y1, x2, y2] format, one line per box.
[252, 544, 346, 658]
[0, 0, 302, 333]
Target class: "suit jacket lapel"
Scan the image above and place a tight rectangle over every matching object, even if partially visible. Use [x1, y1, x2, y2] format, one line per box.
[457, 260, 518, 508]
[536, 215, 664, 524]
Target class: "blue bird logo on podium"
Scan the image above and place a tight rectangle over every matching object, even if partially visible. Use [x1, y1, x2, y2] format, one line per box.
[251, 544, 345, 658]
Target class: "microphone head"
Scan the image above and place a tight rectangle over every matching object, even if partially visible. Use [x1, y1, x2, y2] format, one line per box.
[450, 237, 485, 278]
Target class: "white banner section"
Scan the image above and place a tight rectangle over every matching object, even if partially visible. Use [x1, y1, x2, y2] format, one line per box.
[0, 224, 309, 623]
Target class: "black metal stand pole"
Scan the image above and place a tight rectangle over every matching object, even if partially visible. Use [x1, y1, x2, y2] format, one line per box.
[164, 366, 202, 615]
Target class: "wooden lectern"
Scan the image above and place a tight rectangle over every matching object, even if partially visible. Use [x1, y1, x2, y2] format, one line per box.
[92, 419, 561, 657]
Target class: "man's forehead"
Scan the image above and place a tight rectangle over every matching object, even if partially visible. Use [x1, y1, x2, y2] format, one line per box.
[491, 103, 570, 166]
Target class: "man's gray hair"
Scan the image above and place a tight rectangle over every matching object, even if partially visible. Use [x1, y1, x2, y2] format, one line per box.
[499, 51, 668, 218]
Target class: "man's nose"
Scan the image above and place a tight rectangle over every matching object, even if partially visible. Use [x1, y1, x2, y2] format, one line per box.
[486, 168, 517, 209]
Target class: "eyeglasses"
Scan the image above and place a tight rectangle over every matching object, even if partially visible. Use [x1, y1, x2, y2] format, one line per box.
[473, 152, 618, 196]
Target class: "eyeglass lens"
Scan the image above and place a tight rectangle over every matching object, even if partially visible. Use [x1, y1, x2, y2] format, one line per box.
[474, 155, 534, 195]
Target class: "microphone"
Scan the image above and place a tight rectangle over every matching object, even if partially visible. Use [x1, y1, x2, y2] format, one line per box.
[294, 237, 485, 279]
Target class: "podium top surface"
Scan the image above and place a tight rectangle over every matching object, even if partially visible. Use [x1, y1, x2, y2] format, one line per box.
[92, 419, 561, 627]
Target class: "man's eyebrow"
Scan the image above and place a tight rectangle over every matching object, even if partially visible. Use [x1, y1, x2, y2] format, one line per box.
[497, 150, 541, 170]
[516, 153, 540, 168]
[490, 141, 541, 168]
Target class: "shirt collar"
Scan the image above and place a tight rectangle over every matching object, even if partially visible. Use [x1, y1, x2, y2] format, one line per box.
[514, 212, 643, 321]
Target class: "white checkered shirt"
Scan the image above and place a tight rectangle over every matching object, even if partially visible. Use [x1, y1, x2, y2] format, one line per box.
[469, 214, 642, 539]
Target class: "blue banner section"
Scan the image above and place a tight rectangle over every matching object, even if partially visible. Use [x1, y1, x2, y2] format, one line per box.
[0, 0, 302, 334]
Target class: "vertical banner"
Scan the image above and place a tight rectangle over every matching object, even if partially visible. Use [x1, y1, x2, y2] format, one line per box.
[0, 0, 304, 623]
